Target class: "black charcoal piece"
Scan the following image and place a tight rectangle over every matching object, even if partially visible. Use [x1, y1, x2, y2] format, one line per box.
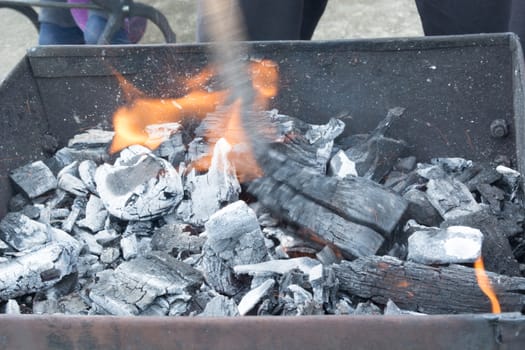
[0, 212, 50, 251]
[407, 226, 483, 264]
[10, 160, 57, 199]
[95, 145, 183, 221]
[403, 188, 442, 227]
[465, 168, 502, 192]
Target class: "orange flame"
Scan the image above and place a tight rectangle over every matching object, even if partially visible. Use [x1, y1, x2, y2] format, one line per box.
[109, 60, 279, 181]
[474, 257, 501, 314]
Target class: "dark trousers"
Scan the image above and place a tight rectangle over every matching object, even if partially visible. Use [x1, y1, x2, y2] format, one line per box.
[415, 0, 511, 35]
[197, 0, 328, 41]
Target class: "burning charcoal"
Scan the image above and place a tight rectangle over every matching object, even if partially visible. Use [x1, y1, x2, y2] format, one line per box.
[94, 229, 120, 246]
[100, 247, 120, 265]
[441, 210, 521, 276]
[76, 195, 107, 233]
[201, 201, 268, 296]
[183, 138, 241, 226]
[0, 242, 79, 300]
[61, 197, 87, 233]
[95, 145, 183, 221]
[334, 255, 525, 314]
[78, 160, 98, 194]
[426, 178, 481, 220]
[2, 299, 21, 314]
[234, 257, 320, 277]
[120, 234, 138, 260]
[354, 301, 382, 315]
[89, 252, 203, 315]
[9, 160, 57, 199]
[200, 295, 239, 317]
[57, 162, 88, 197]
[238, 279, 275, 316]
[0, 212, 50, 251]
[151, 224, 205, 258]
[407, 226, 483, 264]
[403, 188, 443, 227]
[328, 150, 357, 178]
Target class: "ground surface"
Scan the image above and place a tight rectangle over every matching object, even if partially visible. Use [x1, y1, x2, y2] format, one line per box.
[0, 0, 422, 82]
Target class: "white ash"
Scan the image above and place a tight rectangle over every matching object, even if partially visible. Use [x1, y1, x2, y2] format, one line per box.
[100, 247, 120, 265]
[234, 257, 320, 277]
[282, 284, 317, 316]
[238, 279, 275, 316]
[95, 145, 183, 221]
[76, 195, 107, 233]
[120, 234, 138, 260]
[94, 229, 120, 246]
[78, 160, 98, 194]
[57, 162, 89, 197]
[328, 150, 358, 178]
[200, 295, 240, 317]
[0, 212, 50, 251]
[73, 228, 103, 255]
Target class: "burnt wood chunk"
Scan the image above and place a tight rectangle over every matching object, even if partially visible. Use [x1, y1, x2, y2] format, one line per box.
[334, 256, 525, 314]
[9, 160, 57, 199]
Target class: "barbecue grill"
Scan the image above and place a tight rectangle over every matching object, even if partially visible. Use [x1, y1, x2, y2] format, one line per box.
[0, 33, 525, 349]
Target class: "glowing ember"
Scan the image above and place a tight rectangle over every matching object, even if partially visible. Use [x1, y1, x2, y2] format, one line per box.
[109, 60, 279, 181]
[474, 257, 501, 314]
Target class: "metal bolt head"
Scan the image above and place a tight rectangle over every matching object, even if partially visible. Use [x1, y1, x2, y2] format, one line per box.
[490, 119, 509, 138]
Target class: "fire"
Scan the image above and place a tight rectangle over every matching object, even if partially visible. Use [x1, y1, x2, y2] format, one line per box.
[109, 60, 279, 181]
[474, 257, 501, 314]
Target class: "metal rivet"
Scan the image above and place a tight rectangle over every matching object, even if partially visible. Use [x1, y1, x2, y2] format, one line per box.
[490, 119, 509, 138]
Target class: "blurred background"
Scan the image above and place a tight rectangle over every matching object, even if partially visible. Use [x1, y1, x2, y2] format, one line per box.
[0, 0, 423, 82]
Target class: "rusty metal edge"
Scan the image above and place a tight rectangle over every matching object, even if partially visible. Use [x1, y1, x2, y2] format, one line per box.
[0, 313, 524, 350]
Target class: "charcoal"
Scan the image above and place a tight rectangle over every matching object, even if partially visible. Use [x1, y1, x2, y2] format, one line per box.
[415, 164, 448, 180]
[182, 138, 241, 226]
[2, 299, 21, 314]
[0, 239, 9, 254]
[73, 228, 103, 255]
[263, 227, 321, 258]
[496, 165, 521, 199]
[201, 201, 268, 296]
[309, 264, 338, 311]
[68, 129, 114, 148]
[354, 301, 382, 315]
[430, 157, 472, 172]
[426, 178, 481, 220]
[120, 234, 138, 260]
[328, 150, 357, 178]
[33, 298, 59, 315]
[50, 208, 70, 221]
[0, 212, 50, 251]
[76, 254, 99, 278]
[151, 224, 205, 258]
[316, 245, 339, 265]
[100, 247, 120, 265]
[77, 195, 107, 233]
[403, 188, 442, 227]
[150, 123, 186, 164]
[333, 297, 354, 315]
[407, 226, 483, 264]
[8, 193, 29, 212]
[344, 107, 407, 181]
[234, 257, 320, 277]
[393, 156, 417, 172]
[89, 252, 203, 315]
[200, 295, 239, 316]
[140, 297, 171, 316]
[10, 160, 57, 199]
[61, 197, 87, 233]
[0, 242, 79, 300]
[387, 243, 408, 260]
[57, 163, 88, 197]
[465, 168, 502, 192]
[78, 160, 98, 194]
[95, 145, 183, 221]
[384, 299, 425, 316]
[441, 210, 521, 276]
[476, 183, 505, 210]
[21, 205, 42, 220]
[58, 294, 90, 315]
[186, 137, 209, 165]
[334, 255, 525, 314]
[123, 221, 153, 237]
[282, 284, 316, 316]
[238, 279, 275, 315]
[94, 229, 120, 246]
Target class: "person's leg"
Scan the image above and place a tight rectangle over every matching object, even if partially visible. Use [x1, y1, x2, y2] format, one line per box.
[415, 0, 511, 35]
[83, 13, 130, 44]
[197, 0, 304, 41]
[300, 0, 328, 40]
[39, 22, 84, 45]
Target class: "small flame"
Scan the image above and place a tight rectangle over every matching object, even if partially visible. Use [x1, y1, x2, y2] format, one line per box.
[474, 257, 501, 314]
[110, 60, 279, 181]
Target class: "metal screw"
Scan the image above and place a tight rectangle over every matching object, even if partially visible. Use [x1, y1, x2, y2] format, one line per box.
[490, 119, 509, 138]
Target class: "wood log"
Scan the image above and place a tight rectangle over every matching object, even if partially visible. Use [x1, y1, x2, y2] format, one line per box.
[333, 255, 525, 314]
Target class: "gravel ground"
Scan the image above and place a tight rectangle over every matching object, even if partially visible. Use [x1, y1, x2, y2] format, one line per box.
[0, 0, 422, 82]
